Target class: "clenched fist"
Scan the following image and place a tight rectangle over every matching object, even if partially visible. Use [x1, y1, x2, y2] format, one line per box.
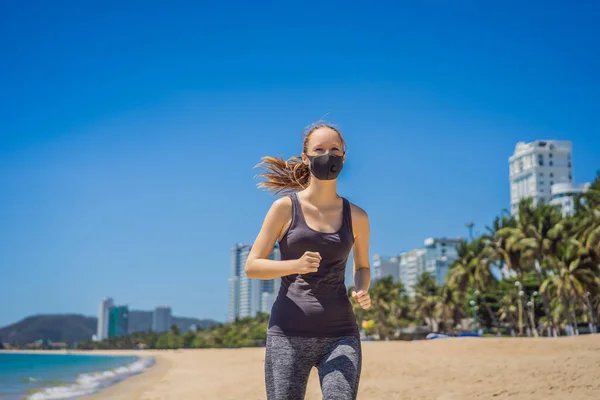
[294, 251, 321, 274]
[352, 290, 371, 310]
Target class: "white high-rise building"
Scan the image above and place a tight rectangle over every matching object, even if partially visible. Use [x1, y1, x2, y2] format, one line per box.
[228, 244, 251, 322]
[423, 237, 461, 286]
[550, 182, 591, 216]
[398, 238, 462, 297]
[509, 140, 573, 214]
[399, 249, 427, 297]
[228, 276, 240, 321]
[372, 254, 400, 282]
[152, 306, 172, 333]
[229, 243, 280, 321]
[96, 298, 114, 341]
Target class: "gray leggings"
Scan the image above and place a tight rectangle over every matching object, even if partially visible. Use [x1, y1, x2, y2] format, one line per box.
[265, 335, 362, 400]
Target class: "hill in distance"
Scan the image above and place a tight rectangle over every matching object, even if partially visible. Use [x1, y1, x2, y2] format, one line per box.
[0, 312, 218, 345]
[0, 314, 97, 345]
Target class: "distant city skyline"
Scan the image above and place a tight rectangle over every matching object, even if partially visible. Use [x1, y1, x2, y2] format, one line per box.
[95, 299, 174, 340]
[2, 2, 599, 327]
[372, 237, 462, 297]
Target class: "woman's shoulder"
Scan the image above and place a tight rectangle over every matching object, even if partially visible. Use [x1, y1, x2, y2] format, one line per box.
[346, 200, 369, 237]
[273, 194, 293, 207]
[347, 199, 368, 220]
[268, 194, 293, 217]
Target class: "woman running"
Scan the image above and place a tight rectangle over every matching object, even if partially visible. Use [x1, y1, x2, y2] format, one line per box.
[245, 122, 372, 400]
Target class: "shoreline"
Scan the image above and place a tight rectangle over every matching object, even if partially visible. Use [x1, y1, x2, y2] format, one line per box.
[1, 350, 158, 400]
[82, 352, 169, 400]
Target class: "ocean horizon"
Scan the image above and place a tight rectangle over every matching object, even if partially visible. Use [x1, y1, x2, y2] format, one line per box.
[0, 352, 155, 399]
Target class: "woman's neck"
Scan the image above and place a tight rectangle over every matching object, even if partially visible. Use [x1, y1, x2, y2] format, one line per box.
[303, 179, 339, 206]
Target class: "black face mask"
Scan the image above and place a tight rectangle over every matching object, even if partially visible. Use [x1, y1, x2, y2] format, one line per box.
[307, 153, 344, 181]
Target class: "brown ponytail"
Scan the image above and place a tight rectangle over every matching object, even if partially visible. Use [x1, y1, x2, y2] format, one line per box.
[254, 122, 346, 195]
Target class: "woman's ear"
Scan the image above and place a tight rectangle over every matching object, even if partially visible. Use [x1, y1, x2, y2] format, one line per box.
[301, 153, 310, 166]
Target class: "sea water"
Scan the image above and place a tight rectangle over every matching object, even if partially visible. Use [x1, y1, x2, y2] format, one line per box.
[0, 353, 155, 399]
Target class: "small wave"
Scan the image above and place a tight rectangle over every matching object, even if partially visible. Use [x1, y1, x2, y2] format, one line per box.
[28, 356, 156, 400]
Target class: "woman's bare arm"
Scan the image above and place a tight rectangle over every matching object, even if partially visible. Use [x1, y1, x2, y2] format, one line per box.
[351, 204, 371, 295]
[245, 197, 301, 279]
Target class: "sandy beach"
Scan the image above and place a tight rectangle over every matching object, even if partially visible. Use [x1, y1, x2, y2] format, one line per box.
[78, 335, 600, 400]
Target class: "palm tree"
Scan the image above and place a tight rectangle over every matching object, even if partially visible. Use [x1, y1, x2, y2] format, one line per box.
[582, 291, 598, 334]
[486, 212, 534, 334]
[540, 240, 600, 335]
[593, 293, 600, 332]
[490, 215, 526, 278]
[447, 238, 498, 328]
[436, 284, 465, 333]
[537, 297, 567, 336]
[498, 294, 518, 335]
[447, 239, 493, 292]
[579, 171, 600, 209]
[413, 272, 440, 332]
[573, 202, 600, 263]
[496, 199, 563, 336]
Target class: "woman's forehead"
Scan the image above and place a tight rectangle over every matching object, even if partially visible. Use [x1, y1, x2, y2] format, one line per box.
[307, 127, 343, 147]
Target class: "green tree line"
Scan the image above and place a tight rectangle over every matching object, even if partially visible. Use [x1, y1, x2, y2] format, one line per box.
[77, 313, 271, 350]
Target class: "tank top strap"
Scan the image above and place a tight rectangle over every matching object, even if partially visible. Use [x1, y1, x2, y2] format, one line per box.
[289, 192, 302, 228]
[342, 197, 354, 238]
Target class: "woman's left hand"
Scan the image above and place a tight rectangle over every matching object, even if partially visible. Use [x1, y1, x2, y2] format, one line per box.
[351, 290, 371, 310]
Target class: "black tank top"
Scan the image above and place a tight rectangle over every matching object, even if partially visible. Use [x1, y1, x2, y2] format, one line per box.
[267, 192, 360, 338]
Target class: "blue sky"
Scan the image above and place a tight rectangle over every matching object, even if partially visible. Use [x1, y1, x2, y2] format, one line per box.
[1, 1, 599, 326]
